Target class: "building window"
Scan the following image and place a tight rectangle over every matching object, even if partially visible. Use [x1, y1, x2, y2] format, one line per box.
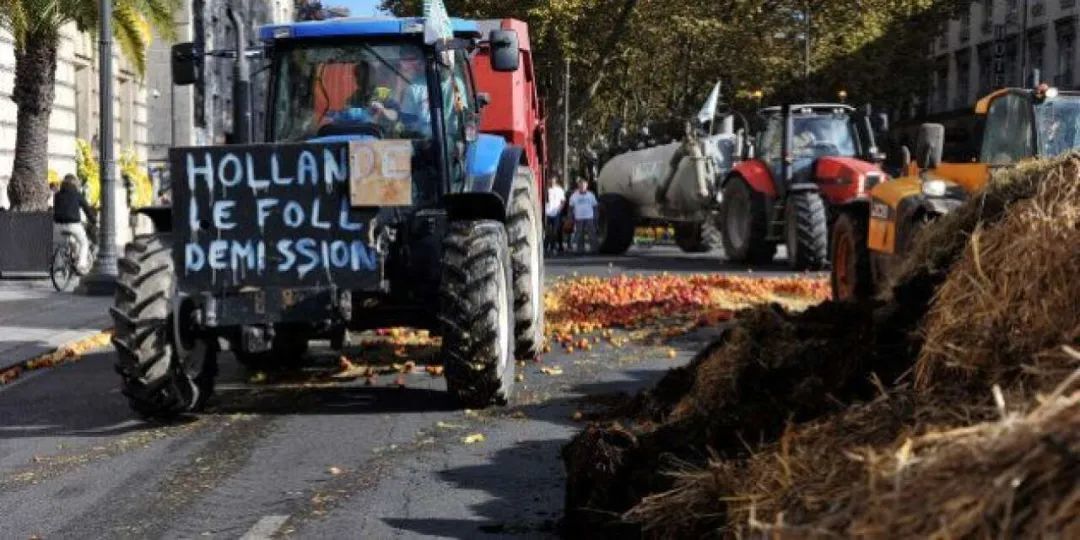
[977, 44, 992, 94]
[956, 49, 972, 107]
[74, 63, 92, 140]
[117, 76, 133, 149]
[1057, 32, 1075, 87]
[1028, 27, 1046, 80]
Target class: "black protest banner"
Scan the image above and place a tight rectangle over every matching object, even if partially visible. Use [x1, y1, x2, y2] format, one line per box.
[170, 142, 382, 291]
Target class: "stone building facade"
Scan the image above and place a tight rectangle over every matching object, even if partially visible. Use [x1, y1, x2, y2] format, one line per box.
[0, 26, 147, 209]
[145, 0, 295, 168]
[929, 0, 1079, 114]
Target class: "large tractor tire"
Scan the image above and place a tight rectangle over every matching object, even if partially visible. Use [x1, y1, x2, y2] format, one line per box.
[596, 193, 635, 255]
[785, 190, 829, 270]
[110, 234, 217, 420]
[720, 177, 774, 263]
[673, 221, 711, 253]
[438, 220, 516, 408]
[507, 167, 544, 360]
[830, 211, 873, 301]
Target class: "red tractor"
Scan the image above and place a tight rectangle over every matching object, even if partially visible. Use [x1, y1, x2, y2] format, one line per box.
[720, 104, 888, 269]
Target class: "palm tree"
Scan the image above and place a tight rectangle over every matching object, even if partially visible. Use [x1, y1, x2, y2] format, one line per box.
[0, 0, 178, 211]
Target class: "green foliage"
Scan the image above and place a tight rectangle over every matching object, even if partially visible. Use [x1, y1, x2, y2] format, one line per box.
[0, 0, 180, 78]
[76, 138, 101, 208]
[381, 0, 967, 144]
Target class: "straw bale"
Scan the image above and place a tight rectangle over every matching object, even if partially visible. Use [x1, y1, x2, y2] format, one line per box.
[917, 156, 1080, 388]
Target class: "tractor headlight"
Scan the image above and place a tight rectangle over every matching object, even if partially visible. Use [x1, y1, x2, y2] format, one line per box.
[922, 179, 949, 198]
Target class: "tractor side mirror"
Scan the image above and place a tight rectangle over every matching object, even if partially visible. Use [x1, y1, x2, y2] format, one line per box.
[900, 145, 912, 171]
[171, 42, 201, 86]
[915, 123, 944, 170]
[489, 29, 520, 72]
[872, 112, 889, 134]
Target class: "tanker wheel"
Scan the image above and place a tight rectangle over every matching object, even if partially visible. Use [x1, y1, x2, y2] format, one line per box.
[830, 211, 873, 301]
[507, 167, 544, 360]
[673, 222, 711, 253]
[110, 234, 217, 420]
[785, 190, 829, 270]
[438, 220, 516, 408]
[234, 337, 310, 372]
[596, 193, 635, 255]
[720, 177, 774, 263]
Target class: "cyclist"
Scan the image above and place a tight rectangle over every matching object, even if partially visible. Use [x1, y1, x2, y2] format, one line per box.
[52, 174, 96, 274]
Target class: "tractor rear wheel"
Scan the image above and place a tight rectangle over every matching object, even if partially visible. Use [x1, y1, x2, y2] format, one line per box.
[507, 167, 544, 360]
[830, 211, 873, 301]
[720, 177, 774, 263]
[439, 220, 516, 408]
[785, 190, 829, 270]
[596, 193, 635, 255]
[111, 234, 217, 420]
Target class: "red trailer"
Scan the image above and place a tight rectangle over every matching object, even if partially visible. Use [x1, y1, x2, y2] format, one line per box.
[472, 19, 549, 199]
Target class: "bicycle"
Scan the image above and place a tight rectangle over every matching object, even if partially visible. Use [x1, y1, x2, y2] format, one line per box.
[50, 223, 98, 292]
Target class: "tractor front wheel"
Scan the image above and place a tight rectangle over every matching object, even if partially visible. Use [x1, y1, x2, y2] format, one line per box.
[110, 234, 217, 420]
[438, 220, 516, 408]
[673, 221, 711, 253]
[784, 190, 829, 270]
[830, 211, 873, 301]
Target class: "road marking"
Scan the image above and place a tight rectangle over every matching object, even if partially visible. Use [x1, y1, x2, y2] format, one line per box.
[240, 515, 290, 540]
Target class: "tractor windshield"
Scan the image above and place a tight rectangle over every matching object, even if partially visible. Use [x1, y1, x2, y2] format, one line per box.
[1035, 95, 1080, 158]
[761, 113, 859, 163]
[270, 41, 434, 143]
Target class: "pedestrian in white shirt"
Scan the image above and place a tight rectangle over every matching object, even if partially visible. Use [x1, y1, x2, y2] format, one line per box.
[568, 179, 598, 254]
[544, 177, 566, 254]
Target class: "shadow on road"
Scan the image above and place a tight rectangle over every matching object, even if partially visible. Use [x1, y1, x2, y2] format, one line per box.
[0, 350, 461, 439]
[381, 363, 678, 539]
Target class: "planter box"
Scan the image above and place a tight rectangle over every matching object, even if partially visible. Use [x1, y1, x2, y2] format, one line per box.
[0, 211, 52, 277]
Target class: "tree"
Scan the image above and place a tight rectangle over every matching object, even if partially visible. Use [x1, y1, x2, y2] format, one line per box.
[381, 1, 966, 162]
[0, 0, 178, 212]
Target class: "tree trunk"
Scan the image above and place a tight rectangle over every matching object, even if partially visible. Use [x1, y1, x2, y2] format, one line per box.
[7, 34, 59, 212]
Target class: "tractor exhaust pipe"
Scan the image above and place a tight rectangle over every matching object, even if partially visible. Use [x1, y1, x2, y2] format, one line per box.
[228, 4, 253, 144]
[780, 103, 793, 197]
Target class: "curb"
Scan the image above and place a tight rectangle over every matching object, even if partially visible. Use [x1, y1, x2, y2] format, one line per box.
[0, 329, 114, 385]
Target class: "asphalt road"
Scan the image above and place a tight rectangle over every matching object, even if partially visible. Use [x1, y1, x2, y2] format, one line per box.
[0, 245, 805, 539]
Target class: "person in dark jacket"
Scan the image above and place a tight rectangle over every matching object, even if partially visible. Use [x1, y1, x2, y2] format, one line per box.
[53, 174, 96, 273]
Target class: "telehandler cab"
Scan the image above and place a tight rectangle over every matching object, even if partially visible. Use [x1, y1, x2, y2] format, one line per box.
[831, 81, 1080, 300]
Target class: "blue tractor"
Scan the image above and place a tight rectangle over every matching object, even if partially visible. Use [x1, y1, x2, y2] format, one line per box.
[111, 7, 544, 418]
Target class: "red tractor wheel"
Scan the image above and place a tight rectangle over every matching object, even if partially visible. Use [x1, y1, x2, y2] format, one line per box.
[830, 211, 873, 301]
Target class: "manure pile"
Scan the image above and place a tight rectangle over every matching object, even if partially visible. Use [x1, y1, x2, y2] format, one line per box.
[562, 155, 1080, 538]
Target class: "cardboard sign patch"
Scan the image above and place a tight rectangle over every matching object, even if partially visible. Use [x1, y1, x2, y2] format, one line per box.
[349, 140, 413, 207]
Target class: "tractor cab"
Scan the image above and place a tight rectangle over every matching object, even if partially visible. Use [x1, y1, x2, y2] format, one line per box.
[754, 104, 886, 202]
[978, 86, 1080, 165]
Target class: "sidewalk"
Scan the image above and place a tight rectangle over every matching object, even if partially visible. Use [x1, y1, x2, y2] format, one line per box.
[0, 279, 112, 372]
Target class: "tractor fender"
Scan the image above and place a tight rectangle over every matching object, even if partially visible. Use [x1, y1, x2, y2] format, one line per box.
[725, 160, 777, 198]
[445, 138, 524, 222]
[133, 205, 172, 233]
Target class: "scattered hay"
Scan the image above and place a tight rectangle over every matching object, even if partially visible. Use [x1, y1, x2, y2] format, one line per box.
[917, 157, 1080, 388]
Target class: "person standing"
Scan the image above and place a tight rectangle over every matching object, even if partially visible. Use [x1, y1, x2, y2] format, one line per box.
[568, 179, 598, 254]
[545, 177, 566, 254]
